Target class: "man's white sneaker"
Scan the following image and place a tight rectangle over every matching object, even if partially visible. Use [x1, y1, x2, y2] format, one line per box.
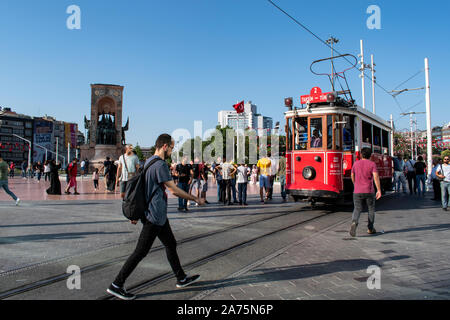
[15, 198, 21, 206]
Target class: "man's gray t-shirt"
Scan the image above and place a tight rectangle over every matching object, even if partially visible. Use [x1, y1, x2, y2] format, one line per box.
[144, 155, 172, 226]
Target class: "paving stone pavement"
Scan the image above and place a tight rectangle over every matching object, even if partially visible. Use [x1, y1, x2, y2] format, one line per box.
[202, 192, 450, 300]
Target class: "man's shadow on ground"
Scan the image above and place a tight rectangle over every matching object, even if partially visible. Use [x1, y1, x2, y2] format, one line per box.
[137, 256, 408, 299]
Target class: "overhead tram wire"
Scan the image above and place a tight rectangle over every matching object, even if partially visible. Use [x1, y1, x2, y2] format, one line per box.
[393, 70, 424, 91]
[266, 0, 404, 113]
[394, 100, 425, 122]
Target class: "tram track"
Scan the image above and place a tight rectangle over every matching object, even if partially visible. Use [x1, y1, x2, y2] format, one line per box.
[0, 203, 324, 300]
[99, 207, 344, 300]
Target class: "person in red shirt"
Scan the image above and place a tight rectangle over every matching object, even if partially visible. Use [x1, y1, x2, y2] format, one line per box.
[349, 148, 382, 237]
[64, 158, 79, 195]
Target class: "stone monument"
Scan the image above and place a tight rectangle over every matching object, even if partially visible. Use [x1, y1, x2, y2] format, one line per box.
[80, 84, 129, 167]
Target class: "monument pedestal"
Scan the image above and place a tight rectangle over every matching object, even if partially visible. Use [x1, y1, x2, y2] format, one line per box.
[81, 144, 122, 171]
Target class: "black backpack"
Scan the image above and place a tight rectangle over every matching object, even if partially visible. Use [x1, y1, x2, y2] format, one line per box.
[122, 158, 162, 221]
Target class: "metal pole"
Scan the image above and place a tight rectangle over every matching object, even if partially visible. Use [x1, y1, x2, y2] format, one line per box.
[56, 137, 59, 163]
[68, 142, 70, 163]
[360, 40, 366, 109]
[414, 117, 418, 159]
[410, 114, 414, 159]
[390, 114, 394, 157]
[425, 58, 432, 175]
[371, 54, 375, 114]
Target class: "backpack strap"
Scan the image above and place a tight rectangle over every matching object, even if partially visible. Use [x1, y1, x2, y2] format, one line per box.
[122, 155, 129, 174]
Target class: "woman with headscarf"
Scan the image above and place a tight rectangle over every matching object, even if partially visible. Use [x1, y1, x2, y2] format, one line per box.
[46, 160, 62, 195]
[106, 160, 117, 192]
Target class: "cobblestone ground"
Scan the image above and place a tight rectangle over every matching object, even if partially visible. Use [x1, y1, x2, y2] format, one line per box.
[203, 193, 450, 300]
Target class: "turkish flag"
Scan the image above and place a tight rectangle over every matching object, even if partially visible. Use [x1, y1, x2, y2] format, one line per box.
[233, 101, 245, 114]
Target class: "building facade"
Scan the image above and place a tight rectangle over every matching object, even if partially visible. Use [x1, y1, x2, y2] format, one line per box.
[0, 107, 34, 165]
[218, 101, 273, 136]
[0, 107, 83, 167]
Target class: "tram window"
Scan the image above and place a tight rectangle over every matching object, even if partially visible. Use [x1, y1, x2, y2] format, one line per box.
[327, 115, 333, 149]
[362, 121, 372, 148]
[373, 126, 381, 153]
[294, 117, 308, 150]
[286, 118, 292, 151]
[382, 129, 389, 153]
[310, 118, 323, 148]
[343, 115, 354, 151]
[334, 115, 342, 150]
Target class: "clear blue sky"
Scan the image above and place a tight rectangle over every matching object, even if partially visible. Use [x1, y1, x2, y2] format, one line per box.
[1, 0, 449, 147]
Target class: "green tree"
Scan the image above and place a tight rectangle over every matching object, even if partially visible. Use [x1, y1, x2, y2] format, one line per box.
[441, 149, 450, 158]
[134, 144, 145, 161]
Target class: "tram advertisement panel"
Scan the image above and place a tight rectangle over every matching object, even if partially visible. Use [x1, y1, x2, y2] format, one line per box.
[326, 153, 343, 191]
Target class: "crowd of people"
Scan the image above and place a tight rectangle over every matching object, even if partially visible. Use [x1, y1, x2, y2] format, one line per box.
[392, 153, 450, 210]
[168, 152, 287, 212]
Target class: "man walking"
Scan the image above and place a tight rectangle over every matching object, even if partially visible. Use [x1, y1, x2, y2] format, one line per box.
[219, 156, 236, 206]
[268, 154, 279, 200]
[21, 160, 27, 179]
[431, 158, 442, 201]
[349, 148, 382, 237]
[257, 155, 272, 203]
[116, 144, 140, 199]
[436, 155, 450, 211]
[0, 156, 20, 205]
[176, 157, 192, 212]
[106, 134, 204, 300]
[393, 154, 407, 193]
[278, 153, 287, 202]
[405, 156, 417, 195]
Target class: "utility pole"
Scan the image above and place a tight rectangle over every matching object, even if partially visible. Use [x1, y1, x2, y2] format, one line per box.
[400, 112, 426, 159]
[326, 36, 339, 91]
[12, 134, 31, 172]
[359, 40, 366, 109]
[390, 114, 394, 157]
[414, 117, 418, 159]
[425, 58, 432, 175]
[371, 54, 376, 114]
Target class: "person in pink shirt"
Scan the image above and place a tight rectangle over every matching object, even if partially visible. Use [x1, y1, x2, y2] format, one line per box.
[349, 148, 382, 237]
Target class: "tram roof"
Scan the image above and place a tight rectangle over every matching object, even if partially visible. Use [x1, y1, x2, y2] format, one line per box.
[284, 103, 391, 130]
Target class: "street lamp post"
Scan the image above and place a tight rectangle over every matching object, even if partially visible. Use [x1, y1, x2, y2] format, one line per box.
[425, 58, 432, 175]
[12, 134, 32, 171]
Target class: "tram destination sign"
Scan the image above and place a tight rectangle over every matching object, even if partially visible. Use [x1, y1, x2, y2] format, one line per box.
[300, 87, 333, 104]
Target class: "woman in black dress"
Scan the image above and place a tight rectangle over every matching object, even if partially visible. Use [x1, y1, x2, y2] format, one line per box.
[46, 160, 62, 195]
[106, 161, 117, 192]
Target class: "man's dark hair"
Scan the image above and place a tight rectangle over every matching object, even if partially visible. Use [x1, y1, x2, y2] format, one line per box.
[361, 147, 372, 159]
[418, 156, 423, 161]
[155, 134, 173, 149]
[106, 157, 110, 161]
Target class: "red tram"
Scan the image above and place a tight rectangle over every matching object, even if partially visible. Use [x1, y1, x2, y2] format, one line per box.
[284, 85, 393, 204]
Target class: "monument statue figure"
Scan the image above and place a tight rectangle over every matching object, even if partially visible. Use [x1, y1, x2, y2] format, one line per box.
[80, 84, 126, 168]
[121, 117, 129, 145]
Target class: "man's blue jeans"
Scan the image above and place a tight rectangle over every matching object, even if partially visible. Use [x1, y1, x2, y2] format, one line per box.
[216, 179, 222, 201]
[230, 178, 237, 202]
[441, 181, 450, 209]
[0, 180, 18, 201]
[177, 182, 189, 209]
[279, 175, 286, 200]
[416, 174, 426, 196]
[238, 182, 247, 204]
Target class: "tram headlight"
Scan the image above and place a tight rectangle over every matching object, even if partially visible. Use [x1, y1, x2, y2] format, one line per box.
[302, 166, 316, 180]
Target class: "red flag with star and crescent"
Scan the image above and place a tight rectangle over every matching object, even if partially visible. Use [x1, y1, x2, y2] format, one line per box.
[233, 101, 245, 114]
